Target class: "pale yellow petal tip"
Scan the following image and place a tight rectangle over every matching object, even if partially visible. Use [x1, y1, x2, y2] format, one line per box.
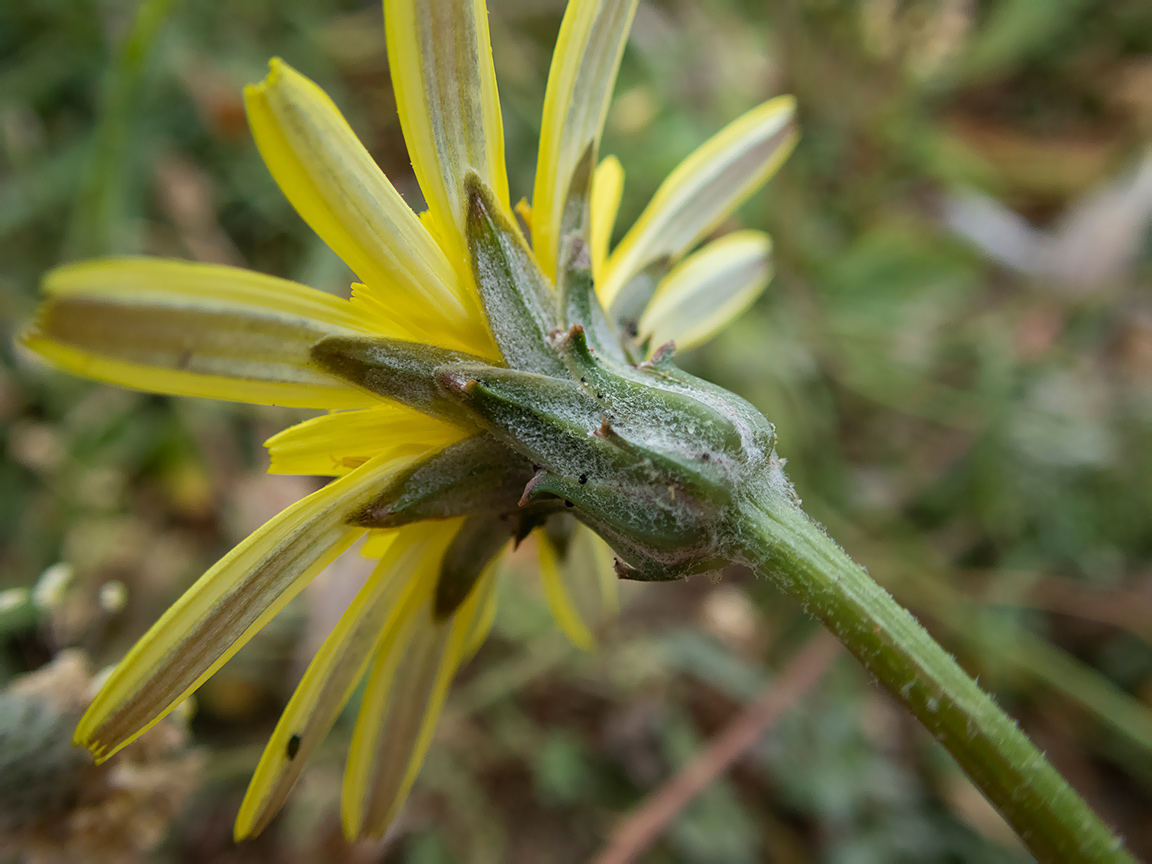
[755, 94, 800, 148]
[774, 93, 798, 116]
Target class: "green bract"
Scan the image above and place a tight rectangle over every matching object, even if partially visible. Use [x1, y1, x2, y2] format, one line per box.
[314, 174, 784, 594]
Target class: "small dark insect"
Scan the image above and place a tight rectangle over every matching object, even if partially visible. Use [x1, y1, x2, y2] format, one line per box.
[579, 473, 588, 484]
[596, 392, 603, 399]
[580, 376, 586, 383]
[287, 734, 302, 759]
[701, 452, 711, 461]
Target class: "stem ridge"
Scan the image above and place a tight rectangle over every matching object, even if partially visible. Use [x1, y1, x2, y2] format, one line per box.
[735, 484, 1133, 864]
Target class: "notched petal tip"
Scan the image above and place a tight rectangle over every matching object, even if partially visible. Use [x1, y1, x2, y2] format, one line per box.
[15, 321, 48, 364]
[73, 723, 114, 764]
[72, 724, 106, 762]
[242, 57, 281, 105]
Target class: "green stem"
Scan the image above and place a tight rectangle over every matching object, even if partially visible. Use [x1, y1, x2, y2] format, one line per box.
[733, 489, 1133, 864]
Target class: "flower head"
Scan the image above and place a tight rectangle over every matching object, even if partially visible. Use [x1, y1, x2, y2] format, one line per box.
[21, 0, 796, 841]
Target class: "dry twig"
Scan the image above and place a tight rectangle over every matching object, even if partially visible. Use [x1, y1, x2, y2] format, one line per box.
[592, 631, 841, 864]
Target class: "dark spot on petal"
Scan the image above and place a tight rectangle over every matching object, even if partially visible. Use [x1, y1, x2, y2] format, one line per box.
[626, 321, 639, 337]
[701, 452, 711, 461]
[287, 734, 301, 760]
[596, 392, 603, 399]
[580, 376, 586, 383]
[579, 474, 588, 484]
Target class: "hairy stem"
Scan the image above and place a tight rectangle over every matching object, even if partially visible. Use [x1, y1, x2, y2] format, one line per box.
[733, 488, 1133, 864]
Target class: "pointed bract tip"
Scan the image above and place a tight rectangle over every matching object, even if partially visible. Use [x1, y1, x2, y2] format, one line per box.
[644, 341, 677, 366]
[518, 468, 549, 507]
[434, 367, 475, 396]
[562, 236, 592, 273]
[463, 169, 489, 223]
[613, 558, 635, 579]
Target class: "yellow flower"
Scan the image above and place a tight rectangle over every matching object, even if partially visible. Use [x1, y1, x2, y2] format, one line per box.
[20, 0, 796, 842]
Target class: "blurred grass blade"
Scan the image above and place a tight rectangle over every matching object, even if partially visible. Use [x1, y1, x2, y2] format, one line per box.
[67, 0, 176, 258]
[963, 610, 1152, 759]
[0, 138, 90, 242]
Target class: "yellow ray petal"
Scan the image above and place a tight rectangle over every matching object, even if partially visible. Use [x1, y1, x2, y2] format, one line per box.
[639, 230, 773, 353]
[538, 533, 595, 651]
[589, 155, 624, 282]
[74, 451, 424, 763]
[532, 0, 638, 282]
[361, 528, 399, 559]
[385, 0, 510, 261]
[21, 258, 378, 409]
[235, 524, 439, 840]
[341, 520, 483, 840]
[514, 197, 533, 235]
[244, 60, 493, 357]
[597, 96, 797, 307]
[346, 282, 498, 361]
[264, 404, 465, 476]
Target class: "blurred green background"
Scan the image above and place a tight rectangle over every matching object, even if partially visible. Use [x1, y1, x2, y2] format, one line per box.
[2, 0, 1152, 861]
